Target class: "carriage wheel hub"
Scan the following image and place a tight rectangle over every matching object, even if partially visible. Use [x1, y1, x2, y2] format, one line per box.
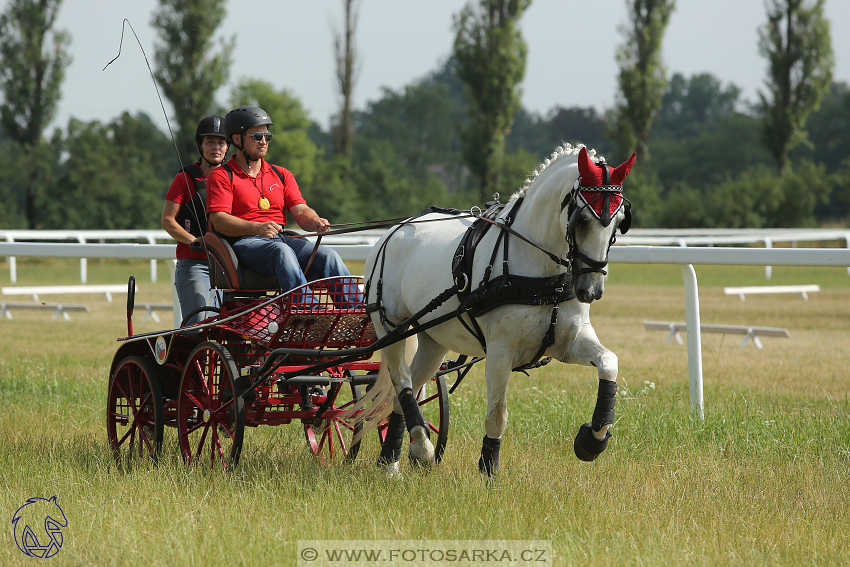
[203, 409, 211, 423]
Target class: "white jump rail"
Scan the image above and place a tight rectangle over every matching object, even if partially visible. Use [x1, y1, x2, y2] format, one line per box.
[643, 320, 790, 349]
[723, 284, 820, 301]
[1, 284, 137, 303]
[0, 302, 89, 321]
[138, 302, 173, 323]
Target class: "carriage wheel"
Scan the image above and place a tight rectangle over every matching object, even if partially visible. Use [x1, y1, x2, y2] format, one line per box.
[377, 374, 450, 463]
[106, 356, 164, 463]
[303, 382, 363, 466]
[177, 341, 245, 469]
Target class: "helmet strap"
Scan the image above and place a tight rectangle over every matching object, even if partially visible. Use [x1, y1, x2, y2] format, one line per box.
[200, 152, 224, 167]
[232, 138, 260, 171]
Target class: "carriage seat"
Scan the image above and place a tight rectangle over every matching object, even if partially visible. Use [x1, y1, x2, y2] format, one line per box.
[201, 231, 281, 291]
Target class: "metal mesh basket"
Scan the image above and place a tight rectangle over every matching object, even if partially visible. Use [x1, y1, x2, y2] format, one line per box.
[216, 277, 376, 350]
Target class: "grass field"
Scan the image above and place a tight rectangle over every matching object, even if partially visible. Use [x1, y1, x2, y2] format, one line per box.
[1, 257, 848, 566]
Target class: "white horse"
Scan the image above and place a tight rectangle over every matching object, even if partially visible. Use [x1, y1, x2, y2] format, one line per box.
[355, 144, 636, 475]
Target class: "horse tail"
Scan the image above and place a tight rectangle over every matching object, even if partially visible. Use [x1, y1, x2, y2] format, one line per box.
[346, 335, 418, 445]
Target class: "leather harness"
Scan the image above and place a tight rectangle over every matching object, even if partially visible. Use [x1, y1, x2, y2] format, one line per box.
[367, 198, 575, 373]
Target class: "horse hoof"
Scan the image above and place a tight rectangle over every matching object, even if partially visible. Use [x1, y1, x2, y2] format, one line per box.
[573, 422, 610, 462]
[380, 460, 402, 479]
[408, 427, 435, 468]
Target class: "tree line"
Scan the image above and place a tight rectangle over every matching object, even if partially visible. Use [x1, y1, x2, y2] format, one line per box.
[1, 0, 846, 232]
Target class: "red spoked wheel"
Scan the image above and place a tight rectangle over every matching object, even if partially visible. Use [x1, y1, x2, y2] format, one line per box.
[303, 382, 363, 466]
[177, 341, 245, 469]
[377, 374, 450, 463]
[106, 356, 164, 463]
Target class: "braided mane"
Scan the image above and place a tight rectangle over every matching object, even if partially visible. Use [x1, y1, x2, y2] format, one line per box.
[511, 143, 602, 201]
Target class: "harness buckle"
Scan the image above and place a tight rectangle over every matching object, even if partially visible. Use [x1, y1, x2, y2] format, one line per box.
[455, 273, 469, 293]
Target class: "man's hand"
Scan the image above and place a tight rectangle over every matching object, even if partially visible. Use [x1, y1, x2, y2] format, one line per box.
[312, 217, 331, 234]
[257, 221, 283, 238]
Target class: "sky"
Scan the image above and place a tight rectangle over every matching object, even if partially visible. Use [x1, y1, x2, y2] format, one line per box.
[20, 0, 850, 134]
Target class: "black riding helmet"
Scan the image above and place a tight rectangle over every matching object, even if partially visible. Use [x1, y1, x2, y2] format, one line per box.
[224, 106, 273, 164]
[195, 115, 228, 166]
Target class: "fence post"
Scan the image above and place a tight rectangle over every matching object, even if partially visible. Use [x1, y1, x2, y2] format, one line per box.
[146, 235, 158, 282]
[679, 264, 704, 420]
[77, 236, 87, 283]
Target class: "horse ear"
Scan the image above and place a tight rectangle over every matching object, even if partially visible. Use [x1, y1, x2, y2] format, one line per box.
[577, 146, 599, 184]
[619, 201, 632, 234]
[610, 152, 637, 185]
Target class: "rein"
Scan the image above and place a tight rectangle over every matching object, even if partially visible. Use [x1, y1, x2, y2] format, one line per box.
[278, 208, 477, 240]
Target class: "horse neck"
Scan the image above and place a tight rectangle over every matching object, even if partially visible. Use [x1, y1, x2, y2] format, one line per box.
[510, 169, 573, 267]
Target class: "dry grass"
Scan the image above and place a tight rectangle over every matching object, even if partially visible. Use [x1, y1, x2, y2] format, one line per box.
[1, 258, 848, 566]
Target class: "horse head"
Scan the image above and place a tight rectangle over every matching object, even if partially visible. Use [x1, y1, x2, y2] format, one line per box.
[565, 147, 636, 303]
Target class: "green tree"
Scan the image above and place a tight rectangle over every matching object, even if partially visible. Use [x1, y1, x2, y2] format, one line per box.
[758, 0, 833, 173]
[508, 106, 613, 160]
[702, 161, 830, 227]
[152, 0, 233, 161]
[229, 79, 318, 187]
[654, 73, 741, 139]
[45, 113, 172, 229]
[356, 83, 460, 172]
[453, 0, 531, 199]
[353, 142, 451, 219]
[0, 0, 71, 228]
[611, 0, 675, 162]
[309, 156, 360, 223]
[792, 80, 849, 172]
[331, 0, 359, 159]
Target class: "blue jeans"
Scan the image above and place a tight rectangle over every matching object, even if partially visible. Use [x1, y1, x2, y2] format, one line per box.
[174, 259, 217, 325]
[231, 235, 363, 306]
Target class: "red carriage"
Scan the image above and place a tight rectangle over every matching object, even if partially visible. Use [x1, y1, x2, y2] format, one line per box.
[105, 232, 451, 469]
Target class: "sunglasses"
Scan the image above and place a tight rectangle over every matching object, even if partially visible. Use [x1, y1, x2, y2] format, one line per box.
[250, 132, 273, 142]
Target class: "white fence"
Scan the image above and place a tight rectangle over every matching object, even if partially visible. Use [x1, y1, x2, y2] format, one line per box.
[0, 229, 383, 284]
[2, 237, 849, 419]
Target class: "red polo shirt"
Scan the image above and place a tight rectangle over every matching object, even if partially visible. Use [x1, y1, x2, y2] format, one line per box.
[206, 157, 306, 226]
[164, 163, 207, 260]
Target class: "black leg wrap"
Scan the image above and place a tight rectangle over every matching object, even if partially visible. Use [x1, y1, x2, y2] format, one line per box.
[378, 411, 406, 465]
[478, 436, 501, 476]
[398, 387, 429, 438]
[591, 379, 617, 431]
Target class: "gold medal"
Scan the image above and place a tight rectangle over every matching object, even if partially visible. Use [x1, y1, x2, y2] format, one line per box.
[258, 197, 270, 210]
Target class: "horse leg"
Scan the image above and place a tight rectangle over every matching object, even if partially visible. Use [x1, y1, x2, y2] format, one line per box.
[568, 326, 619, 462]
[381, 334, 446, 469]
[479, 354, 512, 476]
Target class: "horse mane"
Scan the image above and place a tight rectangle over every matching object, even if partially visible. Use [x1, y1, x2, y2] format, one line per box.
[511, 143, 602, 201]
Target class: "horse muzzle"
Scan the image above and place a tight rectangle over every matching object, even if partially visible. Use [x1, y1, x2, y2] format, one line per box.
[574, 273, 605, 303]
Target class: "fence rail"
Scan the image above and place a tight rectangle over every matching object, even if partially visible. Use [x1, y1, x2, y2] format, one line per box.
[2, 237, 849, 419]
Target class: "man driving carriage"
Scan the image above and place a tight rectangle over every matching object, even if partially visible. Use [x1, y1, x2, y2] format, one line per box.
[206, 106, 360, 305]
